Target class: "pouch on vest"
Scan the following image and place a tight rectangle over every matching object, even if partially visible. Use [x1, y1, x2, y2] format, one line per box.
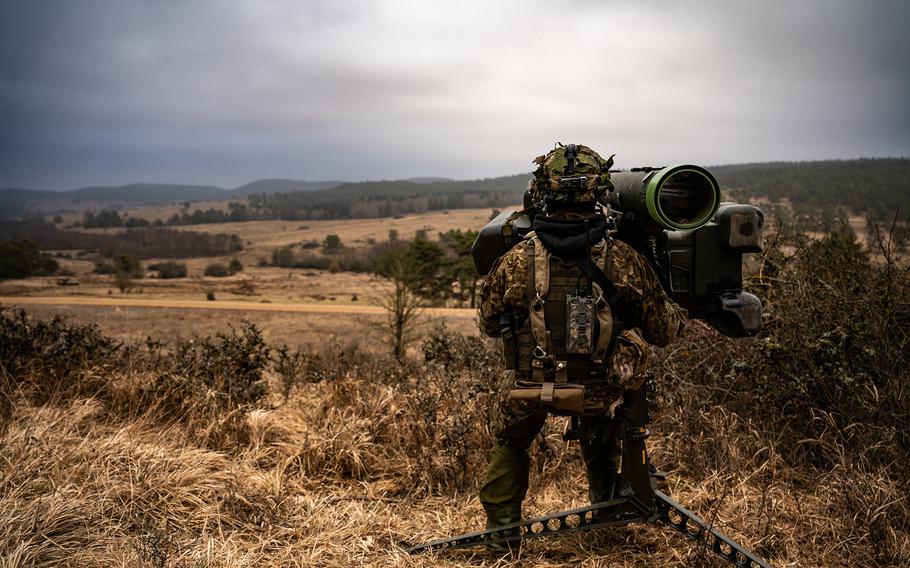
[500, 313, 533, 371]
[509, 380, 585, 414]
[608, 327, 650, 390]
[566, 292, 595, 354]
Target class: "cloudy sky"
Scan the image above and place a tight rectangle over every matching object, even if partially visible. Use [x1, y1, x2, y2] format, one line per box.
[1, 0, 908, 190]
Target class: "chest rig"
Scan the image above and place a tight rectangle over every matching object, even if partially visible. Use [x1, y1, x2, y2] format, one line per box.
[503, 234, 626, 388]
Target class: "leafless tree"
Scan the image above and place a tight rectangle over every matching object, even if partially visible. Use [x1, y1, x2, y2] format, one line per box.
[376, 249, 423, 361]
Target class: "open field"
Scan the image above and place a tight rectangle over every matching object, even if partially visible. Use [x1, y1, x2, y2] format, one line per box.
[4, 207, 502, 351]
[0, 297, 478, 349]
[0, 383, 789, 568]
[173, 206, 517, 262]
[3, 205, 908, 567]
[56, 205, 516, 261]
[0, 269, 384, 305]
[8, 206, 513, 309]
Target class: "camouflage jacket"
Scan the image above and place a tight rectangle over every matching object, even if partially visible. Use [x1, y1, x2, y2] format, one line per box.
[478, 235, 686, 347]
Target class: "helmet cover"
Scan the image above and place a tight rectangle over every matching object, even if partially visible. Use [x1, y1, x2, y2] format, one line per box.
[531, 143, 615, 206]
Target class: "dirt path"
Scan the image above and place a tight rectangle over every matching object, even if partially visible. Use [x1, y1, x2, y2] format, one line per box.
[0, 296, 475, 317]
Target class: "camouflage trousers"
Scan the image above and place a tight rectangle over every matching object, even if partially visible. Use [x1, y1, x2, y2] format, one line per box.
[479, 370, 623, 529]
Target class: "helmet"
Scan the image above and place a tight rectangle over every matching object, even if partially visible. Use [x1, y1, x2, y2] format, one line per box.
[531, 143, 615, 206]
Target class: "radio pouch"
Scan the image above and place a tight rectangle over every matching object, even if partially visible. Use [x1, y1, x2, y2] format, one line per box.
[566, 292, 595, 354]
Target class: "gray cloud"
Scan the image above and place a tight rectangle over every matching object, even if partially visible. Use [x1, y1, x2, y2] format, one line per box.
[1, 0, 908, 189]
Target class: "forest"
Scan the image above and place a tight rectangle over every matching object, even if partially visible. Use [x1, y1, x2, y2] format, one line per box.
[713, 158, 909, 223]
[244, 158, 909, 226]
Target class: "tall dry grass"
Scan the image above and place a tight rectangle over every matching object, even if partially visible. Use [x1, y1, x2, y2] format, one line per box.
[1, 228, 908, 567]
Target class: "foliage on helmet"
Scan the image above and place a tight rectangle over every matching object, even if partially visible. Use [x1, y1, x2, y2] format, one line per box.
[531, 143, 615, 206]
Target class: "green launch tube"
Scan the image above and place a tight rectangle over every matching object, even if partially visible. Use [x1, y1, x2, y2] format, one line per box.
[609, 165, 720, 230]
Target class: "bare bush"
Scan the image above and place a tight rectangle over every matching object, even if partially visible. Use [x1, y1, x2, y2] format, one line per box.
[150, 323, 270, 449]
[0, 308, 119, 403]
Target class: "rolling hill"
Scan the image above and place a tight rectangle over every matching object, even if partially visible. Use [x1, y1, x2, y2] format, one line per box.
[2, 158, 907, 223]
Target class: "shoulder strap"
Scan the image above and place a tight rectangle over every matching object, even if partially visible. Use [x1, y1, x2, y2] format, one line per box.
[573, 239, 639, 327]
[591, 243, 614, 362]
[528, 236, 555, 381]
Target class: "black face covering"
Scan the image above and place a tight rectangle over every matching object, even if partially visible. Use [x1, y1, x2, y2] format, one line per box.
[532, 215, 608, 262]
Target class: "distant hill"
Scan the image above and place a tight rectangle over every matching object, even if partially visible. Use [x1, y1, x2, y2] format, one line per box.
[0, 179, 344, 217]
[0, 188, 61, 217]
[69, 183, 228, 204]
[231, 179, 342, 197]
[2, 158, 907, 223]
[245, 158, 909, 223]
[404, 177, 454, 184]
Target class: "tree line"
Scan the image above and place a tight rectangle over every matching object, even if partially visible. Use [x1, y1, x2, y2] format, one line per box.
[66, 159, 909, 233]
[714, 158, 909, 224]
[1, 220, 243, 260]
[81, 202, 253, 229]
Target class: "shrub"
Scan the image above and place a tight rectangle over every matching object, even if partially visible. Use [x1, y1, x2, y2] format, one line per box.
[149, 261, 188, 279]
[113, 271, 133, 293]
[233, 280, 256, 296]
[0, 308, 118, 402]
[659, 229, 910, 475]
[422, 323, 499, 372]
[95, 254, 142, 277]
[204, 262, 231, 277]
[322, 234, 343, 254]
[228, 258, 243, 274]
[294, 251, 330, 270]
[93, 259, 117, 274]
[271, 246, 296, 267]
[152, 323, 270, 448]
[0, 240, 59, 279]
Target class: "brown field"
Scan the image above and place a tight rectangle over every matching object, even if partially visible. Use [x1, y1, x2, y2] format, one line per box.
[178, 206, 517, 259]
[0, 297, 478, 351]
[3, 205, 907, 567]
[3, 207, 508, 345]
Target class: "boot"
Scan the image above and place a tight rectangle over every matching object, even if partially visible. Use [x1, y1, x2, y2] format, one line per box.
[478, 442, 529, 555]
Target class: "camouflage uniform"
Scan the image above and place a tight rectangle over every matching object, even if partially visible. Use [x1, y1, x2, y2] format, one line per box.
[477, 225, 686, 534]
[479, 236, 685, 346]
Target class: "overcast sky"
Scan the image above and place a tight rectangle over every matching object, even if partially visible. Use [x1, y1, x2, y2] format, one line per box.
[1, 0, 908, 190]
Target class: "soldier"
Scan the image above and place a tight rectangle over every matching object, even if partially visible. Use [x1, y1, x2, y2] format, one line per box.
[477, 143, 687, 553]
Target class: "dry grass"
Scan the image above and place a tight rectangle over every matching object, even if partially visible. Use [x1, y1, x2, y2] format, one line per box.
[4, 381, 904, 567]
[2, 225, 908, 567]
[0, 264, 387, 306]
[6, 304, 477, 353]
[1, 308, 907, 568]
[155, 206, 514, 252]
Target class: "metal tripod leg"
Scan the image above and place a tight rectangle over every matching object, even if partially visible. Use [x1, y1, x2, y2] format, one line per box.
[614, 385, 656, 514]
[405, 383, 773, 567]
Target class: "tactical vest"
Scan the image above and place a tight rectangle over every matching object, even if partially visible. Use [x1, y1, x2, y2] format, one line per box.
[502, 234, 626, 383]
